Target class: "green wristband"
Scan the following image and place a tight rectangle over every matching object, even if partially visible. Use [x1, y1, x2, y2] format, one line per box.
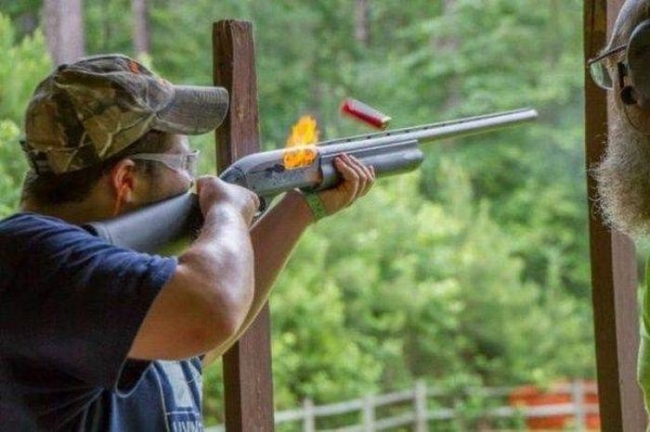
[304, 192, 328, 222]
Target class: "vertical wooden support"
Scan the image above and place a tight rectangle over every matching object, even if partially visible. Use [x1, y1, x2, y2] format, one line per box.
[584, 1, 647, 430]
[212, 20, 275, 431]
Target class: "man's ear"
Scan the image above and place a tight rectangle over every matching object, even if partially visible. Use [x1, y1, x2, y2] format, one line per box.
[108, 159, 137, 203]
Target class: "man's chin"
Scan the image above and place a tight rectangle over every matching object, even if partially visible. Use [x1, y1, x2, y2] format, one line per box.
[594, 120, 650, 239]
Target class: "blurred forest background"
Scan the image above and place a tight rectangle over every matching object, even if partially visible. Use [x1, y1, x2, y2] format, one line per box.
[0, 0, 592, 427]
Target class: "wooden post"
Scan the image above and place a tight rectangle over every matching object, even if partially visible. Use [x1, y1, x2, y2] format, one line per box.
[571, 380, 586, 432]
[362, 395, 375, 432]
[584, 1, 647, 430]
[212, 20, 275, 431]
[414, 380, 428, 432]
[303, 398, 316, 432]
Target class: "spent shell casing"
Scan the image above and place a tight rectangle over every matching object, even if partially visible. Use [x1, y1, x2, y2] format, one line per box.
[340, 98, 391, 129]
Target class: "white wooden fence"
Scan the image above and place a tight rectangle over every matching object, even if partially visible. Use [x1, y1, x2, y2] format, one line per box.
[206, 380, 599, 432]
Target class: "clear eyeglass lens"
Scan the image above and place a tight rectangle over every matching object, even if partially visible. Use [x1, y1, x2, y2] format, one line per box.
[589, 59, 613, 90]
[131, 150, 200, 179]
[184, 152, 199, 177]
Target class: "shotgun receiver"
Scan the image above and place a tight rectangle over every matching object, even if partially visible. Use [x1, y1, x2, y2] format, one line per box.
[85, 108, 538, 252]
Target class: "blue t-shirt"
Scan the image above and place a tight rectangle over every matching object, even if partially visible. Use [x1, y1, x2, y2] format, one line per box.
[0, 213, 204, 431]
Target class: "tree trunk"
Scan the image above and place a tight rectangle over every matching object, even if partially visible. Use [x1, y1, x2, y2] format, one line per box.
[131, 0, 151, 57]
[355, 0, 370, 46]
[44, 0, 85, 65]
[435, 0, 461, 111]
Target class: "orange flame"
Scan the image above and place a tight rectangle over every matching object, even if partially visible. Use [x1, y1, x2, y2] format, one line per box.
[283, 115, 320, 169]
[286, 115, 320, 147]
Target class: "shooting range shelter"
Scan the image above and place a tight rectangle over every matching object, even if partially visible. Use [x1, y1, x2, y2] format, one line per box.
[210, 2, 649, 429]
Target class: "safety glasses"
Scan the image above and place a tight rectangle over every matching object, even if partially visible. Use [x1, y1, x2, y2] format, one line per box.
[130, 149, 200, 179]
[587, 44, 627, 90]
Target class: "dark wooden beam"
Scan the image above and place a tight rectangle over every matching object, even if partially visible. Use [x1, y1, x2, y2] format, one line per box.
[584, 1, 647, 430]
[212, 20, 275, 431]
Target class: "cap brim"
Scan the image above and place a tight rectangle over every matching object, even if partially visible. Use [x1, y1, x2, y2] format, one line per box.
[154, 85, 229, 135]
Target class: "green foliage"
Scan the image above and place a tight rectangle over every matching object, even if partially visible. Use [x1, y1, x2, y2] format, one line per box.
[0, 0, 41, 29]
[0, 14, 51, 123]
[85, 0, 135, 55]
[271, 232, 383, 406]
[270, 169, 592, 415]
[0, 120, 23, 214]
[409, 0, 589, 298]
[0, 13, 51, 215]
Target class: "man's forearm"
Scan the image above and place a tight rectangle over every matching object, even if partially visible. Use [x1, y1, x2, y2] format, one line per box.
[175, 204, 256, 339]
[250, 190, 314, 296]
[130, 202, 255, 361]
[183, 203, 255, 309]
[203, 191, 314, 362]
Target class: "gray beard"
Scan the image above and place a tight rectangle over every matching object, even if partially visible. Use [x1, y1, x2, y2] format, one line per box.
[594, 117, 650, 238]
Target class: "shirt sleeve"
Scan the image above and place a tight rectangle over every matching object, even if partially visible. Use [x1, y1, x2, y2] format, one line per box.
[2, 215, 177, 388]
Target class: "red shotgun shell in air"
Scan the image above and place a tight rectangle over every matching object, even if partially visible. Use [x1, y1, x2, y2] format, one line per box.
[340, 98, 391, 129]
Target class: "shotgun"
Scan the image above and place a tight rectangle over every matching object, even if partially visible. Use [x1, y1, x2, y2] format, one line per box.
[85, 108, 538, 253]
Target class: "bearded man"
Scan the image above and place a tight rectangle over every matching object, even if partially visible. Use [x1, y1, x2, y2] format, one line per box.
[589, 0, 650, 418]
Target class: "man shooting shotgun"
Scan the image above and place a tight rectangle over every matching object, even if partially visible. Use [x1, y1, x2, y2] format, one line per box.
[0, 52, 536, 431]
[87, 108, 538, 252]
[0, 54, 375, 431]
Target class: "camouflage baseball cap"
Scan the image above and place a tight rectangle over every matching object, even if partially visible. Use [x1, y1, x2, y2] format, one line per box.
[22, 54, 229, 174]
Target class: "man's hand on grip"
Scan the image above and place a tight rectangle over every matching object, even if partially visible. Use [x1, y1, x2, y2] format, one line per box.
[196, 176, 260, 225]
